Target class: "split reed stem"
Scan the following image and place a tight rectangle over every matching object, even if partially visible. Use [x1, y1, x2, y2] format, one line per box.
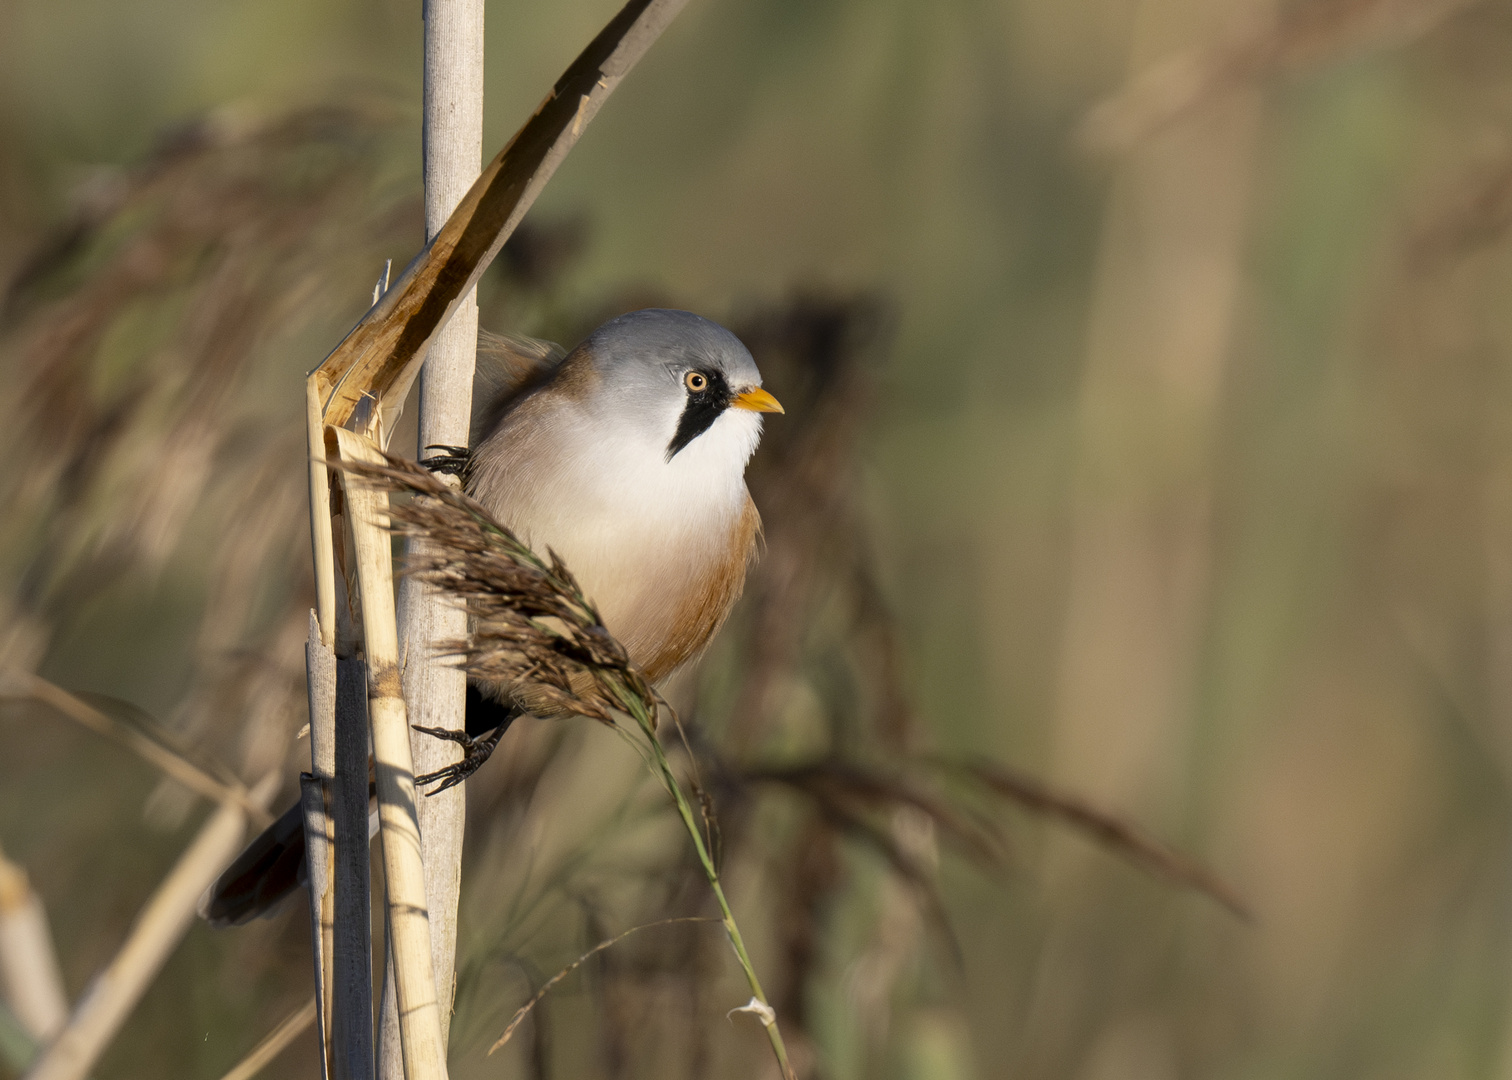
[334, 427, 447, 1080]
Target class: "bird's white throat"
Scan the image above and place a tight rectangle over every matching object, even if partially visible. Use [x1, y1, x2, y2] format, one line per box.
[577, 398, 761, 527]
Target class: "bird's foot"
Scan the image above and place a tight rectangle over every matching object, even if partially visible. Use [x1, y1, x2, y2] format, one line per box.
[413, 723, 505, 794]
[421, 444, 472, 480]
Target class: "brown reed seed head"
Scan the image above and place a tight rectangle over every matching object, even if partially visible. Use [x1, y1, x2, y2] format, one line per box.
[340, 455, 656, 728]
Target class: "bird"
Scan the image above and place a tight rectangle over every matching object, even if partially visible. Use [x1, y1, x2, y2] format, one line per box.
[202, 308, 782, 926]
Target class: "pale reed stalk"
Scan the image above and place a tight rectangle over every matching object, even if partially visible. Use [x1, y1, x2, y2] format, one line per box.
[303, 611, 338, 1079]
[382, 2, 486, 1072]
[0, 845, 68, 1044]
[335, 427, 448, 1080]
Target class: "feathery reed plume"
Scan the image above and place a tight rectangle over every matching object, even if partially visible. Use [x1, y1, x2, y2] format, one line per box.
[4, 101, 412, 637]
[348, 457, 649, 727]
[340, 453, 798, 1080]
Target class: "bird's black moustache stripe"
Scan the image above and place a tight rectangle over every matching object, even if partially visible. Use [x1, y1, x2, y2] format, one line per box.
[667, 369, 732, 459]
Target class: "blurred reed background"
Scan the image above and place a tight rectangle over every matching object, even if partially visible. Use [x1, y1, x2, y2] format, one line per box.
[5, 0, 1512, 1077]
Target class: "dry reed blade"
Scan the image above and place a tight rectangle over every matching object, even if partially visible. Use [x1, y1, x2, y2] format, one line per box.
[311, 0, 690, 440]
[215, 997, 318, 1080]
[487, 918, 717, 1056]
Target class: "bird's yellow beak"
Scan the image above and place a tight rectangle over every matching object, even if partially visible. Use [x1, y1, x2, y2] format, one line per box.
[732, 386, 784, 414]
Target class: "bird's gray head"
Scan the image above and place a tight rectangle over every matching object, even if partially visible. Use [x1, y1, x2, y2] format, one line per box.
[581, 309, 783, 462]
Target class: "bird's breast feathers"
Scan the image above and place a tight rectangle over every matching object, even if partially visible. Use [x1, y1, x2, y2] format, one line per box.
[469, 389, 762, 681]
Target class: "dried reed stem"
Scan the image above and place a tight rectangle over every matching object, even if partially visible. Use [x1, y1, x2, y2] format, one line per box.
[953, 759, 1252, 919]
[0, 845, 68, 1043]
[299, 776, 335, 1079]
[311, 306, 372, 1080]
[23, 771, 279, 1080]
[308, 376, 337, 647]
[333, 428, 448, 1080]
[332, 657, 375, 1080]
[215, 997, 318, 1080]
[304, 612, 338, 1078]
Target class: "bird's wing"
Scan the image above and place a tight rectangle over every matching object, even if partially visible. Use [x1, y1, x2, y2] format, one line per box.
[472, 329, 567, 442]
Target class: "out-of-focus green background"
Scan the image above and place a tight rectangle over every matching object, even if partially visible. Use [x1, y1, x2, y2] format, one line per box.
[7, 0, 1512, 1077]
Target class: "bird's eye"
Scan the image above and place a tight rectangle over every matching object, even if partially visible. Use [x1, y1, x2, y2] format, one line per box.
[685, 371, 708, 393]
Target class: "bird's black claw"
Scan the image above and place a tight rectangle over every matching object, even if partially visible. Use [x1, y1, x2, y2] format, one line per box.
[421, 444, 472, 479]
[413, 723, 505, 794]
[411, 723, 472, 746]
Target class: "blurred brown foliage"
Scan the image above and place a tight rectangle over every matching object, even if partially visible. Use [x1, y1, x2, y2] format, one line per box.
[9, 0, 1512, 1078]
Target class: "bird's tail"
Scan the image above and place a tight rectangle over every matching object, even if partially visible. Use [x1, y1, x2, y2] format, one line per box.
[199, 799, 308, 927]
[201, 685, 514, 927]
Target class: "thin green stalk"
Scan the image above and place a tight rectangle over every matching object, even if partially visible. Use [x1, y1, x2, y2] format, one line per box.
[618, 692, 796, 1080]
